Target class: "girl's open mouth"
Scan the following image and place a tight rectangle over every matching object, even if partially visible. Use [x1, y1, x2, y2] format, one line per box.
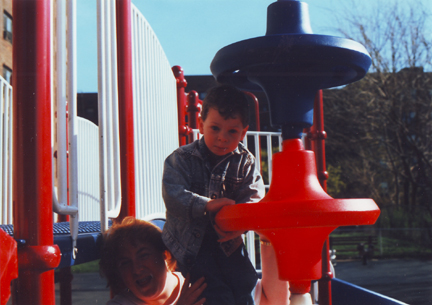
[136, 275, 152, 287]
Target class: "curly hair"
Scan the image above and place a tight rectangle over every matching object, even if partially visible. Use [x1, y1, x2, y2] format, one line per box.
[99, 217, 176, 295]
[201, 84, 249, 127]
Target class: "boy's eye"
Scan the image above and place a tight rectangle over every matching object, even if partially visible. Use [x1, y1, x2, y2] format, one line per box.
[211, 126, 220, 131]
[229, 129, 238, 134]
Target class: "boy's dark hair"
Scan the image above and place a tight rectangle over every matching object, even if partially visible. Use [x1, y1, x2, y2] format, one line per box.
[201, 84, 249, 127]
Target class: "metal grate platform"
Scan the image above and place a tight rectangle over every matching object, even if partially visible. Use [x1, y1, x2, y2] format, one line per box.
[0, 219, 165, 269]
[0, 221, 111, 237]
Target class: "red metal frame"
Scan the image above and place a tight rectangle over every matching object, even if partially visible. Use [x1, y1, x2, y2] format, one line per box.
[115, 0, 136, 221]
[304, 91, 332, 305]
[4, 2, 353, 304]
[309, 90, 332, 305]
[186, 90, 202, 143]
[173, 66, 192, 146]
[12, 1, 61, 304]
[243, 91, 261, 132]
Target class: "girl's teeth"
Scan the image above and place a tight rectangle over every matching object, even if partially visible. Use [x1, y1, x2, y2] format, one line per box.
[137, 275, 152, 286]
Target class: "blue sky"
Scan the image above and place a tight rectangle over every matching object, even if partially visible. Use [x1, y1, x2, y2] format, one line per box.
[76, 0, 431, 92]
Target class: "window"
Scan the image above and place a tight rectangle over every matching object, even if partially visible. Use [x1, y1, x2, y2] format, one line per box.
[3, 65, 11, 84]
[3, 11, 12, 44]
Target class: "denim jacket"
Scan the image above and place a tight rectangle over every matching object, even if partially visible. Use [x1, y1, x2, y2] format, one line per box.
[162, 137, 265, 267]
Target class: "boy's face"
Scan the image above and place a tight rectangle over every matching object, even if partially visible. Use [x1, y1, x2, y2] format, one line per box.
[199, 107, 248, 156]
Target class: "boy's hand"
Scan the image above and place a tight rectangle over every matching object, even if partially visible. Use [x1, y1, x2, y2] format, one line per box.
[206, 198, 242, 242]
[177, 274, 207, 305]
[205, 198, 235, 213]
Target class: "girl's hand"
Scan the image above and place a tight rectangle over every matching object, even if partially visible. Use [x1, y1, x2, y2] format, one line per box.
[176, 274, 207, 305]
[214, 224, 244, 242]
[205, 198, 235, 213]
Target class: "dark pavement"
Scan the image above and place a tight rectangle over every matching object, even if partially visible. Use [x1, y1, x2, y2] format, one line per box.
[334, 259, 432, 305]
[55, 272, 110, 304]
[55, 259, 432, 304]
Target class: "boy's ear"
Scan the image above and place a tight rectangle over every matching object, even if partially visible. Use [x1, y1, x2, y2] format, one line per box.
[240, 125, 249, 141]
[198, 116, 204, 134]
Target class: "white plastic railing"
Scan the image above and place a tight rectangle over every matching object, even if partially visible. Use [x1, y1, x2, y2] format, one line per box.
[51, 0, 78, 255]
[35, 3, 179, 229]
[0, 77, 12, 225]
[77, 118, 100, 221]
[243, 131, 283, 189]
[131, 4, 178, 220]
[97, 0, 122, 232]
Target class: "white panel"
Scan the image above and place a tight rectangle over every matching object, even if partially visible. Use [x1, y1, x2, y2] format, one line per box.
[77, 117, 100, 221]
[131, 4, 178, 219]
[0, 77, 12, 225]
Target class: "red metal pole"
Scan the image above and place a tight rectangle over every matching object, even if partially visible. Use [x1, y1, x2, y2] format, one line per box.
[311, 90, 328, 190]
[243, 91, 260, 132]
[12, 1, 61, 304]
[172, 66, 191, 146]
[186, 90, 201, 143]
[115, 0, 136, 221]
[312, 90, 332, 305]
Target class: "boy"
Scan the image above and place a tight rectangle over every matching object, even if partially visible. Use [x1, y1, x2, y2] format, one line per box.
[162, 84, 265, 305]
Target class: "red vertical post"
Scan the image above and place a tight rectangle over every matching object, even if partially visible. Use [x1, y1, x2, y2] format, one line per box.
[115, 0, 136, 221]
[243, 92, 260, 132]
[172, 66, 190, 146]
[12, 1, 61, 304]
[186, 90, 201, 143]
[312, 90, 332, 305]
[243, 92, 262, 174]
[312, 90, 328, 190]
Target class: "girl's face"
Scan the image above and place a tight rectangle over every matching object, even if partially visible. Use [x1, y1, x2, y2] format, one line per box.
[117, 240, 168, 302]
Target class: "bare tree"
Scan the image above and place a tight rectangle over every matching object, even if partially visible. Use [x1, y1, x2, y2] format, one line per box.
[323, 0, 432, 236]
[334, 0, 432, 73]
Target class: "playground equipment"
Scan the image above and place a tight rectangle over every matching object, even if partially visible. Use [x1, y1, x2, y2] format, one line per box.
[212, 1, 380, 304]
[1, 0, 178, 304]
[0, 0, 412, 304]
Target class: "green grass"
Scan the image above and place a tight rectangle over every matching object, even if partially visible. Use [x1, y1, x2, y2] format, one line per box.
[70, 259, 100, 273]
[379, 236, 432, 259]
[330, 232, 432, 260]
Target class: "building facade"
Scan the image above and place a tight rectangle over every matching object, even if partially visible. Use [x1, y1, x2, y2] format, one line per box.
[0, 0, 12, 84]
